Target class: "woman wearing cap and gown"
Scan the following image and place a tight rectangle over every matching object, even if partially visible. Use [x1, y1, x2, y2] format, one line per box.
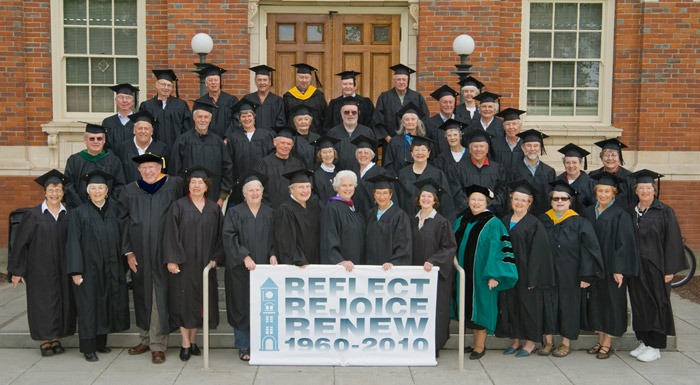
[139, 69, 193, 151]
[66, 170, 129, 362]
[580, 173, 638, 359]
[364, 174, 412, 268]
[539, 180, 604, 358]
[495, 180, 555, 357]
[223, 170, 276, 361]
[589, 138, 635, 207]
[290, 105, 321, 170]
[383, 103, 428, 177]
[321, 170, 366, 270]
[410, 179, 457, 354]
[311, 136, 340, 205]
[454, 76, 484, 125]
[163, 166, 224, 361]
[352, 136, 394, 217]
[555, 144, 596, 213]
[243, 65, 287, 132]
[8, 170, 76, 356]
[453, 185, 518, 360]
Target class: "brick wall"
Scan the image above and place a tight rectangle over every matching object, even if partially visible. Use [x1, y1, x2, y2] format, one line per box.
[0, 177, 45, 252]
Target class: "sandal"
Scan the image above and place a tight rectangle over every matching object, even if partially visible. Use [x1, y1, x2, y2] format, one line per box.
[537, 343, 553, 356]
[596, 345, 614, 360]
[587, 343, 602, 354]
[552, 344, 571, 358]
[238, 348, 251, 361]
[50, 340, 65, 354]
[40, 342, 55, 357]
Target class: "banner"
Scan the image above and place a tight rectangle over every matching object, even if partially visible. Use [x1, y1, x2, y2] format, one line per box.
[250, 264, 438, 366]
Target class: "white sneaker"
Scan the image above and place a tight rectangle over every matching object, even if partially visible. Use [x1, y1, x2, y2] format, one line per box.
[637, 347, 661, 362]
[630, 341, 647, 358]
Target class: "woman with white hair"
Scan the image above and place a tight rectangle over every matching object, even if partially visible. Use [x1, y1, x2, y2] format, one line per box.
[223, 170, 276, 361]
[320, 170, 366, 271]
[351, 135, 393, 216]
[454, 76, 484, 124]
[383, 102, 427, 177]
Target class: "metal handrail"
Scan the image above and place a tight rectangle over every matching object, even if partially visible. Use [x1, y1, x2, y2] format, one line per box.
[453, 256, 465, 371]
[202, 260, 216, 369]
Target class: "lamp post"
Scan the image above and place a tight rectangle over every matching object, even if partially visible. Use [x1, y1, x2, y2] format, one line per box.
[452, 34, 475, 105]
[191, 33, 214, 97]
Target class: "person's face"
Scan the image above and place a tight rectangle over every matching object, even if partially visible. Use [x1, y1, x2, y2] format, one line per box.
[255, 74, 270, 93]
[341, 105, 359, 126]
[189, 177, 208, 197]
[438, 95, 455, 115]
[402, 113, 418, 134]
[341, 79, 356, 96]
[601, 149, 620, 171]
[356, 148, 373, 166]
[462, 87, 478, 103]
[564, 156, 581, 176]
[503, 119, 521, 138]
[510, 191, 532, 215]
[83, 133, 105, 154]
[445, 128, 462, 147]
[320, 148, 335, 165]
[419, 191, 436, 210]
[551, 191, 571, 213]
[243, 182, 263, 205]
[115, 93, 134, 112]
[137, 162, 162, 184]
[133, 121, 153, 143]
[296, 73, 312, 91]
[468, 192, 488, 214]
[45, 183, 64, 206]
[293, 115, 312, 133]
[469, 142, 489, 162]
[205, 75, 221, 94]
[522, 142, 541, 161]
[411, 144, 430, 163]
[87, 183, 108, 203]
[274, 136, 294, 157]
[155, 79, 173, 98]
[596, 185, 615, 206]
[374, 188, 393, 208]
[291, 182, 312, 202]
[336, 176, 355, 201]
[636, 183, 655, 203]
[239, 111, 255, 129]
[193, 110, 212, 132]
[479, 102, 496, 119]
[393, 74, 409, 92]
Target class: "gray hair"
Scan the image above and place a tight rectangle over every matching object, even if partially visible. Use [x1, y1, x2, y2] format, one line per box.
[242, 179, 264, 195]
[460, 85, 480, 94]
[396, 113, 426, 136]
[332, 170, 358, 190]
[355, 147, 376, 159]
[548, 191, 572, 201]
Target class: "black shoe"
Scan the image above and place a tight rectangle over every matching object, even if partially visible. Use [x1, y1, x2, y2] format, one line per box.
[40, 342, 55, 357]
[96, 347, 111, 354]
[464, 345, 474, 353]
[435, 349, 440, 358]
[84, 352, 99, 362]
[469, 349, 486, 360]
[179, 347, 191, 361]
[190, 343, 201, 356]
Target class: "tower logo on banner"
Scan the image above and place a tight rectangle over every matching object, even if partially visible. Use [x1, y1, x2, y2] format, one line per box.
[260, 277, 280, 351]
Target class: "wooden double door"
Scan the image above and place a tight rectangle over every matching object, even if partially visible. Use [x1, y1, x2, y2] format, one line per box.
[268, 13, 400, 103]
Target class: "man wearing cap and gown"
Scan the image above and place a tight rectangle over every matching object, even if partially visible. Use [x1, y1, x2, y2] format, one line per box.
[311, 135, 341, 205]
[272, 168, 321, 266]
[115, 110, 169, 184]
[351, 135, 394, 216]
[491, 108, 525, 170]
[372, 64, 430, 146]
[556, 143, 596, 213]
[254, 126, 306, 210]
[118, 153, 184, 362]
[455, 76, 485, 124]
[424, 85, 463, 156]
[169, 100, 233, 207]
[326, 97, 377, 171]
[195, 64, 238, 140]
[506, 129, 556, 215]
[283, 63, 327, 135]
[103, 83, 138, 151]
[139, 69, 193, 151]
[383, 102, 428, 176]
[323, 71, 374, 131]
[589, 138, 635, 207]
[467, 92, 504, 140]
[364, 174, 412, 267]
[290, 105, 321, 170]
[243, 65, 286, 132]
[63, 123, 126, 209]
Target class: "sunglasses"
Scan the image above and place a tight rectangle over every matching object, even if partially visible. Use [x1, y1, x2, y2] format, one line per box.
[343, 110, 358, 116]
[551, 196, 570, 202]
[87, 137, 105, 142]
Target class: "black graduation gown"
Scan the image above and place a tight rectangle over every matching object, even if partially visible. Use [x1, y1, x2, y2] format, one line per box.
[433, 148, 466, 175]
[63, 151, 126, 209]
[364, 204, 412, 266]
[466, 117, 504, 139]
[222, 203, 275, 330]
[114, 139, 170, 184]
[102, 114, 134, 152]
[118, 176, 185, 332]
[495, 214, 555, 341]
[411, 212, 456, 349]
[556, 172, 596, 213]
[139, 96, 194, 151]
[589, 166, 635, 207]
[383, 134, 416, 177]
[506, 160, 556, 215]
[397, 164, 456, 223]
[226, 128, 275, 204]
[491, 136, 524, 171]
[323, 94, 375, 131]
[311, 166, 336, 206]
[244, 92, 287, 132]
[162, 197, 224, 329]
[423, 114, 452, 157]
[454, 104, 480, 125]
[626, 199, 686, 337]
[293, 132, 321, 170]
[447, 158, 508, 215]
[66, 200, 129, 339]
[372, 88, 430, 139]
[273, 198, 321, 266]
[283, 89, 328, 135]
[352, 164, 394, 217]
[581, 203, 638, 336]
[320, 199, 366, 264]
[8, 205, 76, 341]
[170, 129, 234, 202]
[196, 92, 238, 139]
[540, 213, 604, 340]
[254, 154, 305, 210]
[327, 124, 377, 171]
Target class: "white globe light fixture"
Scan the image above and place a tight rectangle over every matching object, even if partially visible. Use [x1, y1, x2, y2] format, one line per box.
[191, 33, 214, 97]
[451, 34, 476, 105]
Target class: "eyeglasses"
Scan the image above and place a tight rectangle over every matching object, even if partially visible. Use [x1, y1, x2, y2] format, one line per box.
[156, 82, 173, 88]
[343, 110, 358, 116]
[87, 137, 104, 142]
[551, 196, 570, 202]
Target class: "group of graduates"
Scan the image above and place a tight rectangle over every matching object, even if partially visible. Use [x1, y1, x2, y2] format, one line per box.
[7, 61, 688, 365]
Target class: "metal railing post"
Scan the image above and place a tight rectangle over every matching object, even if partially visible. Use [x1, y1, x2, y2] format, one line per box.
[202, 261, 215, 369]
[453, 256, 465, 371]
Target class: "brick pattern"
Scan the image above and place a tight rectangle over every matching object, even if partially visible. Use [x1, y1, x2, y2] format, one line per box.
[0, 177, 45, 250]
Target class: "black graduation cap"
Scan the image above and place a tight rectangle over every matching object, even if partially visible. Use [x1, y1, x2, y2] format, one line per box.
[508, 179, 538, 196]
[152, 69, 179, 97]
[389, 64, 416, 75]
[233, 98, 259, 114]
[336, 70, 361, 80]
[594, 138, 628, 165]
[198, 64, 226, 77]
[517, 129, 548, 154]
[81, 169, 113, 185]
[192, 100, 217, 114]
[250, 64, 276, 86]
[312, 135, 340, 149]
[366, 173, 397, 190]
[430, 85, 459, 101]
[340, 96, 360, 108]
[128, 110, 157, 126]
[473, 92, 501, 104]
[272, 125, 297, 139]
[110, 83, 139, 107]
[549, 179, 579, 196]
[437, 118, 466, 132]
[289, 104, 312, 118]
[132, 152, 166, 169]
[414, 178, 443, 195]
[81, 122, 107, 135]
[396, 102, 426, 120]
[34, 169, 67, 187]
[409, 135, 434, 150]
[458, 76, 485, 91]
[629, 169, 664, 195]
[184, 165, 213, 180]
[464, 129, 492, 144]
[237, 168, 269, 187]
[558, 143, 590, 170]
[292, 63, 317, 74]
[350, 134, 378, 151]
[590, 172, 624, 188]
[463, 184, 495, 200]
[283, 168, 314, 185]
[495, 108, 526, 122]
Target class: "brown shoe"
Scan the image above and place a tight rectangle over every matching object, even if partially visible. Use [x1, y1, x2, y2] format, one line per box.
[552, 344, 571, 358]
[537, 343, 554, 356]
[128, 343, 150, 355]
[151, 351, 165, 364]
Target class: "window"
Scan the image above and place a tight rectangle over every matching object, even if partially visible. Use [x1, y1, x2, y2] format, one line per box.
[522, 1, 613, 123]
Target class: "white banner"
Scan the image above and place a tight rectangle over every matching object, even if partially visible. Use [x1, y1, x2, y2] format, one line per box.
[250, 264, 438, 366]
